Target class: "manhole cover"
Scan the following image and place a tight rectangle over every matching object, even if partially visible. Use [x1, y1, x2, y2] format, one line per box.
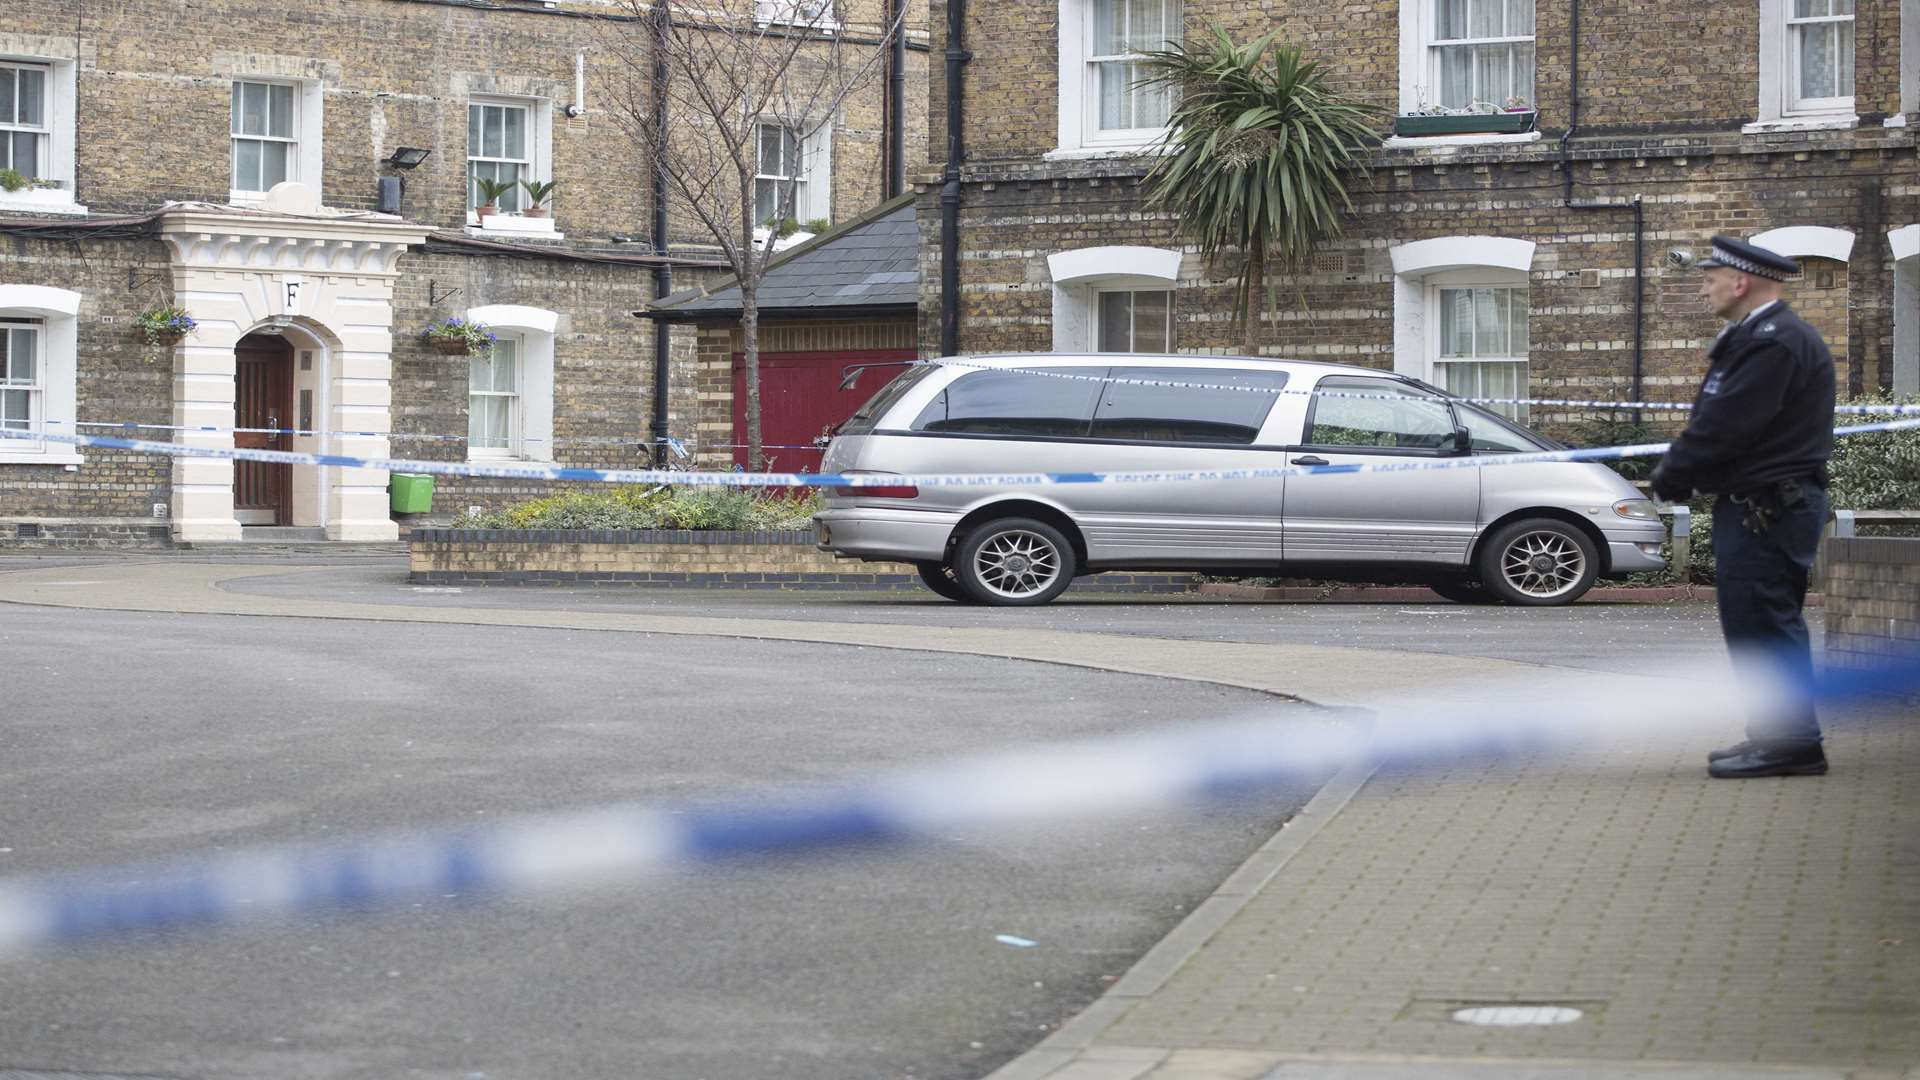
[1451, 1005, 1585, 1026]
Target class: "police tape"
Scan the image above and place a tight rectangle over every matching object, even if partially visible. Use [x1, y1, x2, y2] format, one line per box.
[0, 654, 1910, 958]
[918, 359, 1920, 415]
[4, 418, 1918, 489]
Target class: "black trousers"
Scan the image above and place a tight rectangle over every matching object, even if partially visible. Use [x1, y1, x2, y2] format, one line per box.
[1711, 487, 1828, 747]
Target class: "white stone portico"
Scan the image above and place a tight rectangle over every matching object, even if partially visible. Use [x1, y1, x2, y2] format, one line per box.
[158, 183, 429, 542]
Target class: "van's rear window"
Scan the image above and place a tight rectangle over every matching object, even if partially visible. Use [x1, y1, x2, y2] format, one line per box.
[836, 364, 936, 436]
[910, 367, 1107, 438]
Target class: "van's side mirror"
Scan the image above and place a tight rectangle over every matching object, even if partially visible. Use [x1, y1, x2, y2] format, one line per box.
[1451, 426, 1472, 455]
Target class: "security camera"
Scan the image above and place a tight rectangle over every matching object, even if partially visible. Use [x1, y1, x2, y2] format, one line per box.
[565, 103, 584, 119]
[1665, 248, 1697, 270]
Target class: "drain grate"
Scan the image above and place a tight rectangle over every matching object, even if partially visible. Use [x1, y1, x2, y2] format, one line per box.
[1451, 1004, 1585, 1026]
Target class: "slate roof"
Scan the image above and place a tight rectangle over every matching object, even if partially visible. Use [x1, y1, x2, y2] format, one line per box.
[640, 194, 920, 321]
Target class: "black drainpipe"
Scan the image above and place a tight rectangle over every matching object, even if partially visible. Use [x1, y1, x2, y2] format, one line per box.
[938, 0, 969, 357]
[649, 4, 674, 465]
[886, 0, 906, 198]
[1559, 0, 1645, 423]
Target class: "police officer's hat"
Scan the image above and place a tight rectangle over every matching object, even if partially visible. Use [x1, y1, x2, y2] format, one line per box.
[1694, 235, 1800, 281]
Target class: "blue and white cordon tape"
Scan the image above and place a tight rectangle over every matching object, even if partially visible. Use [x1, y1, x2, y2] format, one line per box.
[4, 418, 1918, 489]
[0, 654, 1911, 957]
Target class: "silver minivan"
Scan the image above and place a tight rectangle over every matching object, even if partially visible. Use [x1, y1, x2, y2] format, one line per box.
[814, 355, 1667, 606]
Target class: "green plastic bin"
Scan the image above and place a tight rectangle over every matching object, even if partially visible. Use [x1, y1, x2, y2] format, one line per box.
[390, 473, 435, 514]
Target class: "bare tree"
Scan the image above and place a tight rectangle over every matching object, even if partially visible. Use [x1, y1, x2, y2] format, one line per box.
[599, 0, 903, 471]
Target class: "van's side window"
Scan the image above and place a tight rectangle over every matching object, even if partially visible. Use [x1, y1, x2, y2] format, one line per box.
[1305, 377, 1455, 451]
[909, 367, 1105, 437]
[1090, 368, 1289, 445]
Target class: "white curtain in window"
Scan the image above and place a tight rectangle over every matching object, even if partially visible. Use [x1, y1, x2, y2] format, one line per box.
[0, 322, 41, 434]
[1436, 285, 1528, 419]
[469, 338, 520, 451]
[1790, 0, 1855, 104]
[1091, 0, 1180, 131]
[1432, 0, 1535, 109]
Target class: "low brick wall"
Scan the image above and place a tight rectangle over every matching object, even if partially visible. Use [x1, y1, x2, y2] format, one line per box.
[1820, 537, 1920, 670]
[1, 518, 173, 549]
[407, 528, 1204, 593]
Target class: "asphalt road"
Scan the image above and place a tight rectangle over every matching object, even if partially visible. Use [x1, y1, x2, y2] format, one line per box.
[0, 601, 1323, 1080]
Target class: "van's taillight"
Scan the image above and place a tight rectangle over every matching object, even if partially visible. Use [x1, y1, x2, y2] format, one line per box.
[834, 484, 919, 499]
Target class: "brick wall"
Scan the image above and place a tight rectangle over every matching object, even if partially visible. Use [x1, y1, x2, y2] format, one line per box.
[919, 0, 1916, 407]
[1, 0, 927, 246]
[1820, 537, 1920, 671]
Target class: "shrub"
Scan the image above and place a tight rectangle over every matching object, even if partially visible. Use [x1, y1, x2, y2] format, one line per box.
[454, 484, 820, 531]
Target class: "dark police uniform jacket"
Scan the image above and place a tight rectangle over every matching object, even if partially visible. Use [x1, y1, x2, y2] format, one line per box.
[1654, 302, 1835, 498]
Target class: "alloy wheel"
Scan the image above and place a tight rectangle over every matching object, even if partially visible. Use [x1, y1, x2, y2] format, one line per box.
[969, 528, 1064, 601]
[1499, 529, 1588, 600]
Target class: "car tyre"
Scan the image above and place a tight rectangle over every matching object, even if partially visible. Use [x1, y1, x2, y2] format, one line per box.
[1476, 517, 1599, 606]
[954, 517, 1077, 606]
[1428, 576, 1501, 604]
[915, 561, 976, 602]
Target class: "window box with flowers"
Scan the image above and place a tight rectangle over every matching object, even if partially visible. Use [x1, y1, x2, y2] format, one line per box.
[1394, 98, 1537, 137]
[421, 316, 497, 357]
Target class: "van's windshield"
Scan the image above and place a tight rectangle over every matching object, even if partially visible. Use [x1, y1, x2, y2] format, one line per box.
[835, 364, 935, 437]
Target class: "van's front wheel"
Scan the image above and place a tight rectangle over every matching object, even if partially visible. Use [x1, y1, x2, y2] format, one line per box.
[1477, 518, 1598, 606]
[955, 518, 1077, 606]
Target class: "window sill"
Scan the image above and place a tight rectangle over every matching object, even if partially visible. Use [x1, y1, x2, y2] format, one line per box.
[1382, 131, 1544, 149]
[0, 188, 89, 217]
[1044, 143, 1169, 161]
[752, 227, 817, 251]
[1742, 114, 1859, 135]
[0, 449, 85, 466]
[1884, 114, 1909, 129]
[466, 214, 563, 240]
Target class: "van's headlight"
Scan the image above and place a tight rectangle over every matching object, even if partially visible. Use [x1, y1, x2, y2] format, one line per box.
[1613, 498, 1659, 521]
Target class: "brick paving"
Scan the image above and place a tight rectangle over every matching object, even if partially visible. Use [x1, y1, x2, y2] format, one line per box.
[1000, 706, 1918, 1078]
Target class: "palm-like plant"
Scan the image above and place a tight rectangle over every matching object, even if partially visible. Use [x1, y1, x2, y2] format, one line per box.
[1139, 28, 1383, 352]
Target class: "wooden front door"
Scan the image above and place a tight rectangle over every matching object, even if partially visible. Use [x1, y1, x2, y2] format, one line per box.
[730, 349, 918, 473]
[234, 335, 293, 525]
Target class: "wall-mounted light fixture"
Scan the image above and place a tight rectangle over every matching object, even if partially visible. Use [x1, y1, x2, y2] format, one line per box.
[386, 147, 432, 169]
[379, 148, 432, 214]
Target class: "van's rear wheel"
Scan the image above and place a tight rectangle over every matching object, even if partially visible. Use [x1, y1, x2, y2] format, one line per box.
[914, 561, 974, 602]
[1476, 518, 1598, 606]
[955, 518, 1076, 606]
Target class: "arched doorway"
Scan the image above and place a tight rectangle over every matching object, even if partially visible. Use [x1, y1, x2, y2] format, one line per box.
[234, 331, 295, 525]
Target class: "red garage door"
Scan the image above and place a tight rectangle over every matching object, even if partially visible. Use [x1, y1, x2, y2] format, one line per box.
[730, 349, 918, 473]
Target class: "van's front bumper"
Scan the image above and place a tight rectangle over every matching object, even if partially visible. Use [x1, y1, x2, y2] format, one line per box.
[1601, 522, 1669, 575]
[814, 507, 962, 562]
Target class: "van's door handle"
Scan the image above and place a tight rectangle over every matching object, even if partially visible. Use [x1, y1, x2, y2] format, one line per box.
[1290, 455, 1329, 466]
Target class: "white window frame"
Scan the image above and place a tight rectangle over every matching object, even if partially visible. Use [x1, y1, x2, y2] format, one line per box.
[1047, 245, 1182, 352]
[1396, 0, 1538, 123]
[1425, 0, 1536, 112]
[230, 80, 298, 197]
[754, 0, 838, 31]
[0, 49, 83, 216]
[1786, 0, 1856, 114]
[466, 96, 556, 235]
[468, 334, 523, 460]
[464, 305, 557, 463]
[1899, 0, 1919, 127]
[1750, 0, 1859, 131]
[1426, 274, 1530, 421]
[1094, 287, 1175, 353]
[0, 60, 50, 180]
[754, 121, 805, 227]
[751, 119, 831, 240]
[1052, 0, 1181, 157]
[227, 78, 321, 206]
[0, 284, 81, 466]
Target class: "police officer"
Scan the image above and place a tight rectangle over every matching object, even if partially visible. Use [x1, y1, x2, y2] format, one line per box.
[1650, 236, 1835, 779]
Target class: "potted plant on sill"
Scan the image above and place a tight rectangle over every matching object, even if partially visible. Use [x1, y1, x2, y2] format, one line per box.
[520, 179, 556, 219]
[0, 168, 29, 194]
[1393, 97, 1536, 137]
[474, 177, 516, 221]
[135, 304, 196, 348]
[421, 316, 497, 356]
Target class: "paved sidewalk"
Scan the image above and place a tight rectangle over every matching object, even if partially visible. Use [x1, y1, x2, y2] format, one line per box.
[992, 708, 1918, 1080]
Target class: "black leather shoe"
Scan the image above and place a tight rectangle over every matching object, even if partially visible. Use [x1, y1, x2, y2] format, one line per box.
[1708, 744, 1828, 779]
[1708, 740, 1756, 762]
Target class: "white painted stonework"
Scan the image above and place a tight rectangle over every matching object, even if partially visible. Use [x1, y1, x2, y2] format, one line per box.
[158, 185, 429, 542]
[1748, 226, 1855, 263]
